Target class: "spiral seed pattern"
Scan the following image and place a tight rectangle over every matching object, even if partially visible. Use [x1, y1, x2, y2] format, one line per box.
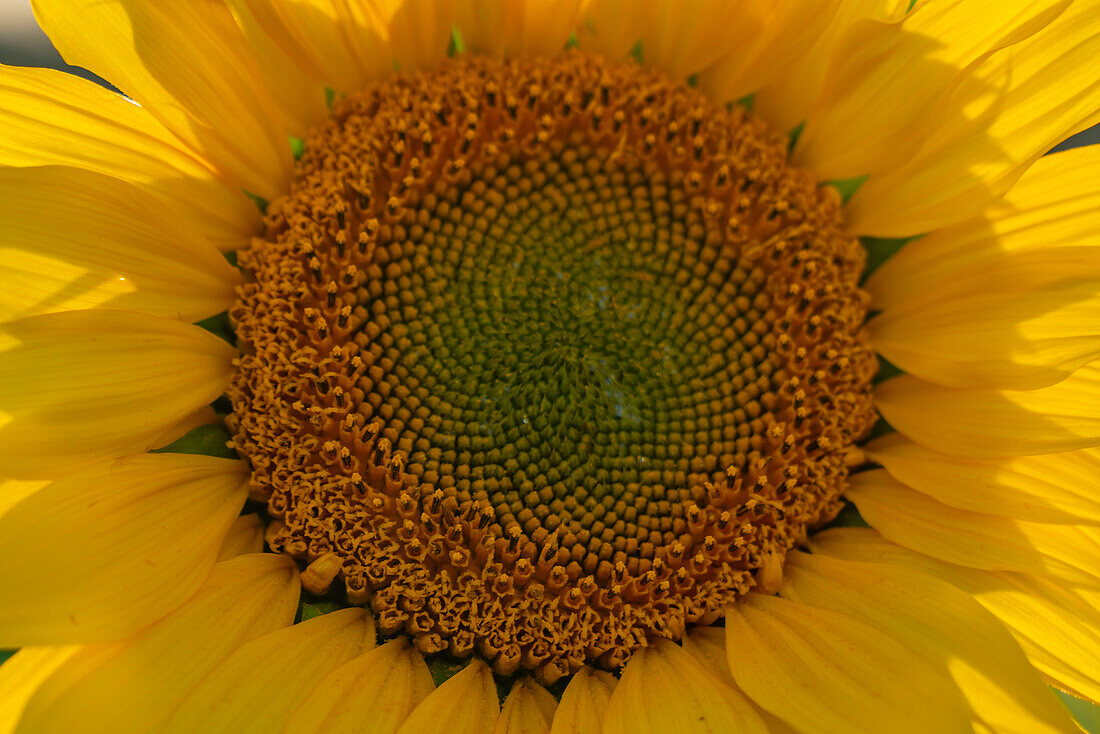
[228, 53, 876, 682]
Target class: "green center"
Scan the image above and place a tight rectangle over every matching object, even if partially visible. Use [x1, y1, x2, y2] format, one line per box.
[355, 145, 777, 552]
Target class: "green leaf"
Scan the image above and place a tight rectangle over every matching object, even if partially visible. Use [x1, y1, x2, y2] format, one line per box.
[629, 39, 643, 64]
[289, 135, 305, 160]
[151, 423, 237, 459]
[300, 600, 343, 623]
[427, 656, 468, 687]
[874, 355, 903, 384]
[195, 311, 236, 347]
[1058, 690, 1100, 733]
[827, 175, 868, 205]
[245, 191, 268, 214]
[448, 25, 466, 56]
[824, 502, 870, 529]
[861, 236, 914, 283]
[788, 121, 805, 152]
[867, 416, 895, 441]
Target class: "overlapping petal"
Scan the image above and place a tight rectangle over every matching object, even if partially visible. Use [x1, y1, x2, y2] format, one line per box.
[604, 639, 767, 734]
[395, 659, 499, 734]
[794, 0, 1071, 180]
[866, 146, 1100, 390]
[814, 528, 1100, 705]
[725, 593, 973, 734]
[32, 0, 295, 198]
[455, 0, 582, 58]
[496, 677, 557, 734]
[866, 146, 1100, 312]
[875, 364, 1100, 457]
[162, 608, 374, 733]
[782, 550, 1076, 733]
[548, 667, 616, 734]
[847, 0, 1100, 236]
[0, 647, 79, 734]
[0, 309, 236, 478]
[217, 513, 266, 560]
[10, 554, 298, 734]
[0, 166, 239, 323]
[694, 0, 841, 103]
[227, 0, 383, 96]
[866, 434, 1100, 524]
[283, 638, 434, 734]
[847, 469, 1100, 586]
[753, 0, 912, 133]
[0, 453, 247, 645]
[0, 64, 258, 251]
[371, 0, 455, 74]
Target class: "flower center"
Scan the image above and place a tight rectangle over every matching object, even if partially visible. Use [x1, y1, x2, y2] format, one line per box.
[227, 53, 876, 683]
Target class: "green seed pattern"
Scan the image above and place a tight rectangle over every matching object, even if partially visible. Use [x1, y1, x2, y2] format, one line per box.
[227, 54, 876, 683]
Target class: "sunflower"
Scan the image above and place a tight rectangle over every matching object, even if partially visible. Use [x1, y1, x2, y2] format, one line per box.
[1, 0, 1099, 731]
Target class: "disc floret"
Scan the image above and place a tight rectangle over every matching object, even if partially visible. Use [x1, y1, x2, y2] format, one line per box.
[228, 53, 876, 683]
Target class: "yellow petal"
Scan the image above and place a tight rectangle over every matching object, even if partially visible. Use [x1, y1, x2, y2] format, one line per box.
[12, 553, 299, 734]
[454, 0, 581, 57]
[847, 469, 1100, 587]
[495, 678, 557, 734]
[795, 0, 1070, 180]
[725, 593, 973, 734]
[225, 0, 385, 95]
[847, 1, 1100, 237]
[754, 0, 911, 133]
[32, 0, 294, 199]
[217, 513, 265, 560]
[396, 658, 499, 734]
[0, 453, 247, 646]
[680, 627, 801, 734]
[548, 666, 616, 734]
[162, 608, 374, 733]
[866, 145, 1100, 312]
[373, 0, 455, 74]
[151, 407, 221, 452]
[0, 64, 258, 251]
[814, 527, 1100, 705]
[696, 0, 842, 104]
[223, 0, 331, 134]
[604, 639, 767, 734]
[0, 647, 80, 734]
[783, 550, 1076, 733]
[0, 478, 47, 520]
[575, 0, 650, 61]
[578, 0, 741, 79]
[866, 433, 1100, 524]
[0, 309, 236, 479]
[0, 166, 239, 323]
[874, 364, 1100, 457]
[641, 0, 745, 79]
[283, 638, 434, 734]
[871, 281, 1100, 390]
[865, 144, 1100, 390]
[681, 625, 733, 685]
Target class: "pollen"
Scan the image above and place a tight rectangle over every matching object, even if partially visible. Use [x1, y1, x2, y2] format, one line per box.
[227, 53, 876, 683]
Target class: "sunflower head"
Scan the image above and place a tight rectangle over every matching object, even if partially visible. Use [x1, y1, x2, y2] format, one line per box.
[1, 0, 1099, 732]
[226, 50, 876, 680]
